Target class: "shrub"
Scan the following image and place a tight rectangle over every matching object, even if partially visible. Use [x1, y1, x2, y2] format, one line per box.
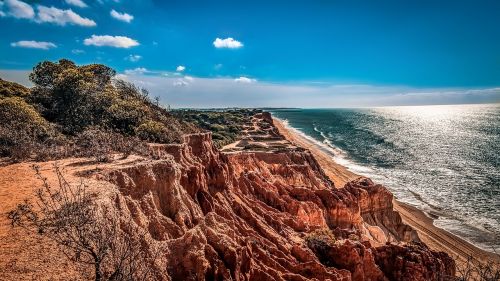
[305, 228, 337, 249]
[454, 255, 500, 281]
[75, 126, 149, 162]
[305, 228, 338, 268]
[135, 120, 169, 143]
[0, 97, 52, 136]
[0, 97, 57, 161]
[107, 98, 148, 134]
[0, 59, 201, 162]
[8, 165, 160, 281]
[0, 78, 30, 98]
[75, 127, 115, 162]
[28, 59, 117, 133]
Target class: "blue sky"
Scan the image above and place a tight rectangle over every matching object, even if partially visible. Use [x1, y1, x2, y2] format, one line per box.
[0, 0, 499, 107]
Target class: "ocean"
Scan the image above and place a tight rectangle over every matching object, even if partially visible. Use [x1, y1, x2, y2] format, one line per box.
[270, 104, 500, 251]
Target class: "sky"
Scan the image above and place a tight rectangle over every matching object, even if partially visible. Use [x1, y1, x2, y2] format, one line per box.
[0, 0, 499, 107]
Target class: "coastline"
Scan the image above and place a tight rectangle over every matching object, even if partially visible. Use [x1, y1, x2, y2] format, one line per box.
[272, 116, 500, 265]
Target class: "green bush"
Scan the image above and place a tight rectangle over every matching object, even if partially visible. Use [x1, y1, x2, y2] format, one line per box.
[305, 228, 337, 249]
[173, 109, 258, 147]
[0, 78, 30, 98]
[135, 120, 169, 143]
[304, 228, 338, 268]
[0, 97, 56, 160]
[0, 59, 202, 162]
[107, 98, 148, 133]
[0, 97, 51, 135]
[28, 59, 116, 133]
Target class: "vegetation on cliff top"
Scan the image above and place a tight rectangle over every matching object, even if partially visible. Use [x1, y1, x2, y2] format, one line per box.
[174, 109, 259, 147]
[0, 59, 263, 161]
[0, 59, 198, 162]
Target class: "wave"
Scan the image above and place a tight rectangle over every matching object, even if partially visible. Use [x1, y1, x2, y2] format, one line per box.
[274, 115, 500, 252]
[278, 118, 380, 178]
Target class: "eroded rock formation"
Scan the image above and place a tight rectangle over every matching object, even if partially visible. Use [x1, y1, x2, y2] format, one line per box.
[99, 128, 455, 281]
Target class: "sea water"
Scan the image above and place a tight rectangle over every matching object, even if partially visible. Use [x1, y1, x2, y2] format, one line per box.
[270, 104, 500, 251]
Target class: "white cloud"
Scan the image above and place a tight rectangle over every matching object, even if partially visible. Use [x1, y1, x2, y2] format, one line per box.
[97, 0, 120, 4]
[124, 67, 148, 75]
[65, 0, 87, 8]
[173, 79, 189, 87]
[84, 35, 139, 48]
[176, 65, 185, 72]
[114, 73, 128, 80]
[36, 6, 96, 26]
[234, 76, 256, 83]
[213, 37, 243, 49]
[71, 49, 85, 54]
[172, 76, 194, 87]
[125, 54, 142, 62]
[3, 69, 500, 108]
[110, 9, 133, 23]
[2, 0, 35, 19]
[10, 40, 56, 50]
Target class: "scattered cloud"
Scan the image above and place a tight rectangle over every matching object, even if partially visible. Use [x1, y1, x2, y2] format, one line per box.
[213, 37, 243, 49]
[2, 70, 499, 108]
[110, 9, 133, 23]
[234, 76, 256, 83]
[176, 65, 185, 72]
[65, 0, 87, 8]
[124, 67, 149, 75]
[1, 0, 35, 19]
[36, 6, 96, 26]
[71, 49, 85, 54]
[120, 76, 500, 108]
[173, 79, 189, 87]
[125, 54, 142, 62]
[114, 73, 128, 80]
[173, 76, 194, 87]
[97, 0, 120, 4]
[10, 40, 56, 50]
[84, 35, 139, 48]
[123, 68, 177, 77]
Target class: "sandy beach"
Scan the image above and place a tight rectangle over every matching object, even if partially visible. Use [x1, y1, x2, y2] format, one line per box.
[273, 117, 500, 265]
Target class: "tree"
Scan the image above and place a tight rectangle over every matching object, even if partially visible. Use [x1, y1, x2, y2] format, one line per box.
[8, 165, 160, 281]
[29, 59, 116, 133]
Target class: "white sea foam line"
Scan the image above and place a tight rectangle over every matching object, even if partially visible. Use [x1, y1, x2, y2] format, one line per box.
[276, 117, 375, 176]
[273, 114, 500, 253]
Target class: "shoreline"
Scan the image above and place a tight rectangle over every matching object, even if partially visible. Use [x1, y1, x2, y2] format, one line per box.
[272, 116, 499, 265]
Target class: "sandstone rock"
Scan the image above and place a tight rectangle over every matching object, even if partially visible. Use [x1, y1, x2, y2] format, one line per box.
[98, 132, 454, 280]
[373, 242, 456, 281]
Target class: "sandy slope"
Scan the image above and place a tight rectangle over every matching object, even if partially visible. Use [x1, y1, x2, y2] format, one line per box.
[0, 160, 85, 280]
[0, 156, 144, 280]
[273, 117, 500, 265]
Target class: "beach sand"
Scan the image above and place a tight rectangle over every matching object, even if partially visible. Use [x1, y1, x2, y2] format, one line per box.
[273, 117, 499, 265]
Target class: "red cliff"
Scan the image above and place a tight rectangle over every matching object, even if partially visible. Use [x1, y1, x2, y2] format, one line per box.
[102, 132, 455, 280]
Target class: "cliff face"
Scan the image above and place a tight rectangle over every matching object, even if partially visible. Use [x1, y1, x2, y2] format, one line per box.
[102, 132, 455, 281]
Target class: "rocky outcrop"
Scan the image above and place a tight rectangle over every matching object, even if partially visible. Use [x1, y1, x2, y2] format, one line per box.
[345, 178, 419, 244]
[101, 132, 454, 280]
[374, 242, 456, 281]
